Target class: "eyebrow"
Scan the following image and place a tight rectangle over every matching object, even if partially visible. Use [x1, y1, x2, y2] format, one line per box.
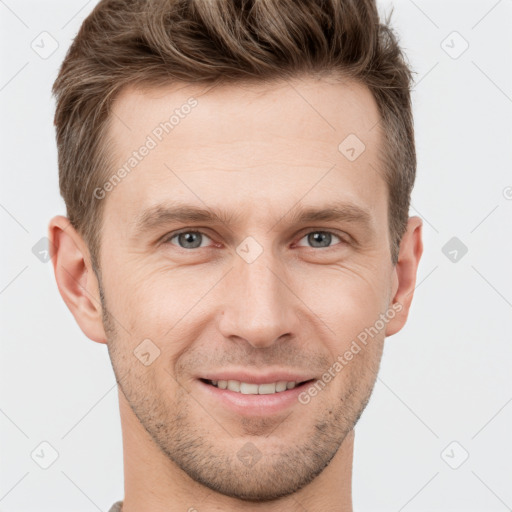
[131, 201, 374, 239]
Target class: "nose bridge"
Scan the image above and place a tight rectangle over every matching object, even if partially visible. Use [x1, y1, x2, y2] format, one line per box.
[218, 240, 295, 348]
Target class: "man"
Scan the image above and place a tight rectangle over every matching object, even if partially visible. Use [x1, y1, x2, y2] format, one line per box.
[48, 0, 422, 510]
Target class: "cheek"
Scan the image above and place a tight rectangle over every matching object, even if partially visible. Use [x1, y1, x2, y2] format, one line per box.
[103, 245, 391, 346]
[99, 261, 167, 338]
[296, 264, 390, 337]
[111, 264, 216, 346]
[315, 273, 388, 395]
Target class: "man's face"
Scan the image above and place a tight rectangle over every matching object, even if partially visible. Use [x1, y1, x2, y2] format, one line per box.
[99, 76, 398, 500]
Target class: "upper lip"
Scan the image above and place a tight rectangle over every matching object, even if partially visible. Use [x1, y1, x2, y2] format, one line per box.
[198, 370, 316, 385]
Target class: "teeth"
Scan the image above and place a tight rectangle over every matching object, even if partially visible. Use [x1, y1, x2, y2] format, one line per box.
[275, 381, 287, 392]
[258, 383, 276, 394]
[240, 382, 259, 394]
[208, 379, 302, 394]
[227, 380, 240, 392]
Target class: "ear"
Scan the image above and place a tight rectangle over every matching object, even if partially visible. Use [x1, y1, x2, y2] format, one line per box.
[385, 216, 423, 337]
[48, 215, 107, 343]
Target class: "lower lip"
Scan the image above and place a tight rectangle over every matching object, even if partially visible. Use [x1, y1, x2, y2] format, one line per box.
[196, 379, 313, 416]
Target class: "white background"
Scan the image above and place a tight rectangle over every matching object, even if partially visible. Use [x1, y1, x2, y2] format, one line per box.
[1, 0, 511, 510]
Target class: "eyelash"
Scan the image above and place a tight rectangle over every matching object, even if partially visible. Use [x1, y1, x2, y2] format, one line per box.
[162, 229, 349, 251]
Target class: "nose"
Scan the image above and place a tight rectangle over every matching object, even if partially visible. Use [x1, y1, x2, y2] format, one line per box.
[217, 248, 299, 349]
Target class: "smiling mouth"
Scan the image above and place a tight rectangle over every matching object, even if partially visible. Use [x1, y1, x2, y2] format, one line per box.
[199, 378, 315, 395]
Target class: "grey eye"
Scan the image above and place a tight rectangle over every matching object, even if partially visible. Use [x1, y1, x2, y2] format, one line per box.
[297, 231, 342, 248]
[169, 231, 211, 249]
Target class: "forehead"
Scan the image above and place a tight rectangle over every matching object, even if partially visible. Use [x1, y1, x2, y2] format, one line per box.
[103, 76, 386, 230]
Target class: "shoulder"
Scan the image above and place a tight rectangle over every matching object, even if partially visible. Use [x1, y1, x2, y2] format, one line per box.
[108, 501, 123, 512]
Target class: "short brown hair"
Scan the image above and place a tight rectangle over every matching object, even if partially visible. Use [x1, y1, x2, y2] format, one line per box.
[53, 0, 416, 269]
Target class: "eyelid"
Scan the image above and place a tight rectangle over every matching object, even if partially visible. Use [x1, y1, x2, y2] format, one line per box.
[293, 228, 351, 248]
[162, 227, 351, 249]
[296, 227, 350, 240]
[162, 228, 215, 247]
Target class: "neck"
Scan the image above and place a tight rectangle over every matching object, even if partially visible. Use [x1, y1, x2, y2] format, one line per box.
[119, 389, 354, 512]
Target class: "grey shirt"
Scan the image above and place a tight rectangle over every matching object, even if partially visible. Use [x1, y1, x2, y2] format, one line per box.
[109, 501, 123, 512]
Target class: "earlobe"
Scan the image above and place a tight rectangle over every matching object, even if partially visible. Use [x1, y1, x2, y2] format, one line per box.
[385, 216, 423, 337]
[48, 215, 107, 344]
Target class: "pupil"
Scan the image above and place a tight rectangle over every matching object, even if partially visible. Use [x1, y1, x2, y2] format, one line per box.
[309, 232, 331, 248]
[179, 232, 201, 248]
